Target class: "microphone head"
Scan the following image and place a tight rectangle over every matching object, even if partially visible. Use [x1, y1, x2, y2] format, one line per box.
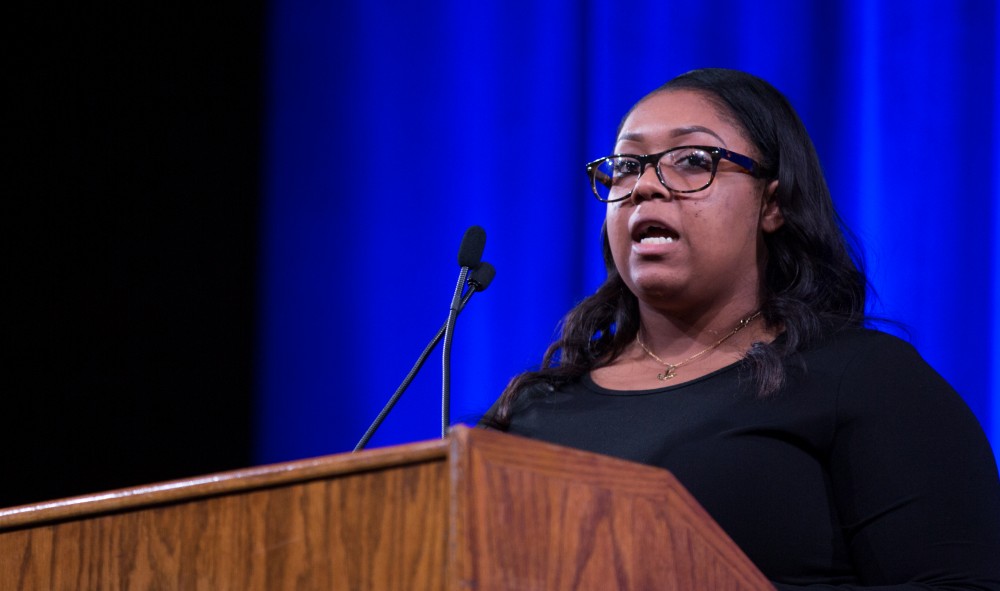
[469, 262, 496, 291]
[457, 225, 486, 268]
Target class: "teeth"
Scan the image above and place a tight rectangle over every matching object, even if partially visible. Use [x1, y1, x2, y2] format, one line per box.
[640, 236, 674, 245]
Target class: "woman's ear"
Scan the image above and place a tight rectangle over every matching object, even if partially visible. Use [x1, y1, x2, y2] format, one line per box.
[760, 180, 784, 233]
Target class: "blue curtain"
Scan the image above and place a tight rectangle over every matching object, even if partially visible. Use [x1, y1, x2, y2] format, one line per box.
[257, 0, 999, 462]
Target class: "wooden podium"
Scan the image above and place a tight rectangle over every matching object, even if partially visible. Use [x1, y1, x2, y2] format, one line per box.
[0, 426, 774, 590]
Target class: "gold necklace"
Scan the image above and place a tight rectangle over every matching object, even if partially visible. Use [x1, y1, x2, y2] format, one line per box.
[635, 311, 762, 381]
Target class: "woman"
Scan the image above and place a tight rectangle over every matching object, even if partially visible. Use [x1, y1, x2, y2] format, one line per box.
[485, 69, 1000, 588]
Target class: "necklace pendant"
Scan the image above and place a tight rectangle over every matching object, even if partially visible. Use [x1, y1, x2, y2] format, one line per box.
[657, 365, 677, 381]
[638, 310, 761, 384]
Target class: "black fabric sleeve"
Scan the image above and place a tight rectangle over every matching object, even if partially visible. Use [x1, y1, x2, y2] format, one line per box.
[775, 335, 1000, 590]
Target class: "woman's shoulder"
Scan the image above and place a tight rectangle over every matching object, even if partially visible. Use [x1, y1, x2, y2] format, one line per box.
[796, 326, 926, 375]
[807, 325, 915, 354]
[797, 326, 968, 415]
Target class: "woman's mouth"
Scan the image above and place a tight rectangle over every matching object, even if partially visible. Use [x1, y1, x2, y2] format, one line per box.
[636, 224, 679, 244]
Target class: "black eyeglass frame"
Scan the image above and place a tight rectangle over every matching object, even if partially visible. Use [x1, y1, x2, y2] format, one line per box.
[585, 145, 770, 203]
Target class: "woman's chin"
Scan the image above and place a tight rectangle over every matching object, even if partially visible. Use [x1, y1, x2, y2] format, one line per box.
[626, 273, 688, 304]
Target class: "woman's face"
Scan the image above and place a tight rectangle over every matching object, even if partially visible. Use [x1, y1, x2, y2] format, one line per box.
[605, 90, 783, 316]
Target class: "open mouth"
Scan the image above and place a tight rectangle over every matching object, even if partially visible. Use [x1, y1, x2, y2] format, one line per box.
[635, 224, 679, 245]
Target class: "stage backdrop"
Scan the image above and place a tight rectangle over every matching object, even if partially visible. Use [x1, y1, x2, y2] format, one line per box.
[256, 0, 999, 462]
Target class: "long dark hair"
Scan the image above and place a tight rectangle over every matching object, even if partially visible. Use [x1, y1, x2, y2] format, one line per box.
[487, 68, 867, 428]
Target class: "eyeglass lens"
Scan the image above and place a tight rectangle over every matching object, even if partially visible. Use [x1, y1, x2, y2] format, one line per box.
[592, 147, 717, 201]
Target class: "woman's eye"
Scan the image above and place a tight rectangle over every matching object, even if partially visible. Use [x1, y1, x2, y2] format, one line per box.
[674, 149, 712, 171]
[612, 158, 639, 176]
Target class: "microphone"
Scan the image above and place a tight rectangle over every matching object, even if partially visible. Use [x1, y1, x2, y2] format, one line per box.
[457, 225, 486, 268]
[442, 226, 486, 438]
[352, 230, 493, 451]
[467, 261, 496, 293]
[353, 262, 495, 451]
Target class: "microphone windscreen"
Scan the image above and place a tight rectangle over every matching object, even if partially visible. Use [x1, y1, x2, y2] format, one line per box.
[457, 226, 486, 268]
[469, 262, 496, 291]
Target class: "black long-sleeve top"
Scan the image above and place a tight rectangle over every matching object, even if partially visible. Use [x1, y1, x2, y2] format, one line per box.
[501, 329, 1000, 589]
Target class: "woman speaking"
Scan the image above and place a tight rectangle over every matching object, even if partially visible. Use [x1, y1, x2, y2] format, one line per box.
[485, 69, 1000, 589]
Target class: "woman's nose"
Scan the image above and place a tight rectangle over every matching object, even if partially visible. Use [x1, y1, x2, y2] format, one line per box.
[629, 164, 670, 203]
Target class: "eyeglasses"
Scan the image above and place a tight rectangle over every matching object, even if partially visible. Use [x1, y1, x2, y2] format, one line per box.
[585, 145, 768, 203]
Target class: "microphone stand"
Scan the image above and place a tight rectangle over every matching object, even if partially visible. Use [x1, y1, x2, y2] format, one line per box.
[440, 266, 469, 438]
[353, 263, 494, 451]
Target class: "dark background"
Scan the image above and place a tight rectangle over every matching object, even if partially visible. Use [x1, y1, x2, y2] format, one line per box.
[5, 5, 264, 507]
[7, 3, 998, 510]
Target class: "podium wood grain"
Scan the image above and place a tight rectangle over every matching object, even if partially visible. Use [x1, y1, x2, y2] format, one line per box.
[451, 428, 773, 591]
[0, 426, 774, 591]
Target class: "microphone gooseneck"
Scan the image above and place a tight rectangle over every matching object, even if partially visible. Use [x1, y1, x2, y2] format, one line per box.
[353, 227, 492, 452]
[443, 227, 487, 437]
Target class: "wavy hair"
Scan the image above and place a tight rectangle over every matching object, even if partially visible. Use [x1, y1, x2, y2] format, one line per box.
[487, 68, 867, 429]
